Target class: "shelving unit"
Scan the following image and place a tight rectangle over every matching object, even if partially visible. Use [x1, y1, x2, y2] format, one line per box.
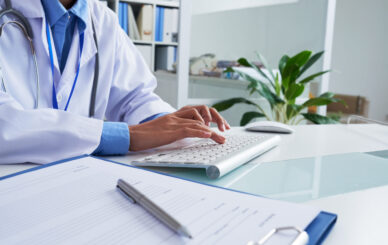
[104, 0, 180, 72]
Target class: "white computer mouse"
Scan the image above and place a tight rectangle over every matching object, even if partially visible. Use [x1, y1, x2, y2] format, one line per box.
[245, 121, 295, 134]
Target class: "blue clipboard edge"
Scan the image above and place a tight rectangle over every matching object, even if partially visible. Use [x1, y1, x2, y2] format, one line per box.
[0, 154, 337, 244]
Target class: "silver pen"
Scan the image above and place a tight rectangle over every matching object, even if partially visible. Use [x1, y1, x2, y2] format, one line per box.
[116, 179, 193, 239]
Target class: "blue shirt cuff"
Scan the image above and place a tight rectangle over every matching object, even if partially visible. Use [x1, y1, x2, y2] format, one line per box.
[93, 122, 129, 156]
[140, 112, 169, 124]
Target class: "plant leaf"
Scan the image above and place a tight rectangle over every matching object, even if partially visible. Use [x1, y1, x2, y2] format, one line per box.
[282, 63, 299, 85]
[224, 67, 235, 73]
[212, 97, 259, 112]
[298, 51, 324, 78]
[302, 97, 341, 108]
[232, 69, 284, 108]
[237, 58, 274, 87]
[302, 113, 340, 124]
[278, 55, 289, 74]
[237, 57, 251, 67]
[299, 70, 329, 84]
[287, 50, 312, 68]
[286, 104, 302, 120]
[255, 52, 275, 81]
[320, 92, 347, 106]
[319, 91, 335, 98]
[274, 73, 281, 96]
[240, 111, 265, 126]
[285, 83, 305, 101]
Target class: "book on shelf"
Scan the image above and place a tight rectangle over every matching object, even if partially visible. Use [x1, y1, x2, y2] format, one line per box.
[122, 3, 128, 34]
[118, 2, 140, 40]
[155, 46, 177, 71]
[163, 8, 179, 43]
[118, 3, 179, 43]
[127, 4, 140, 40]
[137, 4, 153, 41]
[155, 6, 164, 42]
[155, 7, 179, 42]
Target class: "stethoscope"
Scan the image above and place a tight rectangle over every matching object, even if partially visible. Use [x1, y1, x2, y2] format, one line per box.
[0, 0, 99, 117]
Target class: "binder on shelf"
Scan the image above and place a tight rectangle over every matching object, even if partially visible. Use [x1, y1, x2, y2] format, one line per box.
[122, 2, 128, 34]
[170, 8, 179, 42]
[162, 8, 179, 43]
[155, 46, 177, 71]
[127, 4, 140, 40]
[155, 6, 164, 42]
[0, 156, 337, 245]
[137, 4, 153, 41]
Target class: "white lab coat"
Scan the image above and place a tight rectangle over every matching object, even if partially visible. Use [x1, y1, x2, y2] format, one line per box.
[0, 0, 175, 164]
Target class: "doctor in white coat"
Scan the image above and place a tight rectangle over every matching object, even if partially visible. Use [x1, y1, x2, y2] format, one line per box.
[0, 0, 229, 164]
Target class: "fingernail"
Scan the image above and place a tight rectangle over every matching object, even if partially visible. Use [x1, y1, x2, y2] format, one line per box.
[219, 136, 226, 143]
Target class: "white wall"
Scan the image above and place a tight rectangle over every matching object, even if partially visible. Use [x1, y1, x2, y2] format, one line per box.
[190, 0, 327, 68]
[329, 0, 388, 121]
[191, 0, 298, 15]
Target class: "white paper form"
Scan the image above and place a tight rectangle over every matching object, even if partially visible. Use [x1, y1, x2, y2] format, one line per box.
[0, 157, 320, 245]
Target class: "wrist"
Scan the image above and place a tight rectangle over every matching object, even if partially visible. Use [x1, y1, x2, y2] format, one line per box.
[128, 124, 141, 152]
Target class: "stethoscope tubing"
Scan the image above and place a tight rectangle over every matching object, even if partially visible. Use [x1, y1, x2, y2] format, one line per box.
[0, 0, 99, 118]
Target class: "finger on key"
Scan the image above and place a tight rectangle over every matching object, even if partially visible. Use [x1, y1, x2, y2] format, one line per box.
[210, 107, 227, 132]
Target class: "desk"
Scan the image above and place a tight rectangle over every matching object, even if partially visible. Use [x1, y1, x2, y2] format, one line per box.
[1, 124, 388, 244]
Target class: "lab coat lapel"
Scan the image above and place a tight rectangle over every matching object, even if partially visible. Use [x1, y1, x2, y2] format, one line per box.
[60, 21, 96, 70]
[60, 15, 97, 77]
[57, 27, 81, 95]
[10, 0, 44, 19]
[80, 15, 97, 69]
[57, 17, 97, 108]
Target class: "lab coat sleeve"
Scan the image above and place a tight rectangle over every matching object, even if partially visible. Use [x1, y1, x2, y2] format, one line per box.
[104, 27, 175, 126]
[0, 91, 103, 164]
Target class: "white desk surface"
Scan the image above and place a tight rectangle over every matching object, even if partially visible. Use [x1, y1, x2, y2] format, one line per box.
[106, 124, 388, 166]
[305, 185, 388, 245]
[1, 124, 387, 176]
[1, 124, 388, 244]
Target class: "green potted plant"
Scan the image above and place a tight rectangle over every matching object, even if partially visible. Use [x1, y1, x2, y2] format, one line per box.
[213, 50, 343, 126]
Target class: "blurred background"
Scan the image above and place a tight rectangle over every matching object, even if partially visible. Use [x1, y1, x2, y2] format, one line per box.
[113, 0, 388, 125]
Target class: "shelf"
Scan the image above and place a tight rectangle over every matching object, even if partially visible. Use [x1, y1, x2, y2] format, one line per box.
[132, 40, 178, 46]
[133, 40, 153, 45]
[155, 41, 178, 46]
[120, 0, 179, 8]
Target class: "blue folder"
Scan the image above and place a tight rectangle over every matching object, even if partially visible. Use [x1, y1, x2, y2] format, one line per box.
[155, 7, 164, 42]
[123, 3, 128, 34]
[155, 7, 161, 41]
[0, 155, 337, 244]
[118, 2, 123, 29]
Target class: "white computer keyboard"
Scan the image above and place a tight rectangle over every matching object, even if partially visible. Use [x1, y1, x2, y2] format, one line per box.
[133, 134, 281, 179]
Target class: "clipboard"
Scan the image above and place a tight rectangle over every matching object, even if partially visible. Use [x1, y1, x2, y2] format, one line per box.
[0, 155, 337, 244]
